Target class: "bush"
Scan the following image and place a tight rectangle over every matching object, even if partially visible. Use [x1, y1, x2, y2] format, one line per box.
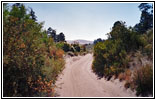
[133, 65, 153, 96]
[3, 4, 64, 97]
[138, 35, 148, 47]
[72, 44, 80, 52]
[91, 5, 153, 97]
[92, 20, 153, 81]
[92, 38, 127, 78]
[62, 43, 71, 52]
[92, 42, 107, 76]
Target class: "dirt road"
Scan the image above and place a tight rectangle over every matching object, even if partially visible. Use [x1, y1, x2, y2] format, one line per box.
[55, 54, 136, 97]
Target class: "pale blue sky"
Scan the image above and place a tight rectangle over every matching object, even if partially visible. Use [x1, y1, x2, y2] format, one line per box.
[23, 3, 142, 41]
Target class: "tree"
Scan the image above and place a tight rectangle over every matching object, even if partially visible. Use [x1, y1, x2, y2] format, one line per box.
[93, 38, 103, 44]
[134, 3, 153, 34]
[47, 27, 57, 42]
[3, 3, 9, 21]
[47, 27, 52, 31]
[51, 30, 57, 41]
[13, 3, 21, 7]
[10, 3, 26, 21]
[58, 32, 65, 42]
[62, 43, 70, 52]
[47, 27, 53, 36]
[47, 28, 65, 42]
[30, 8, 37, 21]
[109, 21, 127, 40]
[139, 3, 153, 13]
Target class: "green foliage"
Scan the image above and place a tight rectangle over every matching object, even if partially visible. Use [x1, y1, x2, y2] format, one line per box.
[92, 19, 153, 78]
[92, 38, 127, 78]
[62, 43, 71, 52]
[3, 3, 9, 21]
[92, 3, 153, 96]
[93, 38, 104, 44]
[47, 27, 65, 42]
[58, 32, 65, 42]
[142, 29, 153, 59]
[30, 8, 37, 21]
[144, 43, 152, 51]
[56, 42, 64, 49]
[92, 42, 106, 76]
[72, 44, 80, 52]
[3, 4, 64, 97]
[56, 42, 71, 52]
[56, 41, 88, 56]
[138, 35, 148, 47]
[110, 21, 127, 40]
[134, 3, 153, 34]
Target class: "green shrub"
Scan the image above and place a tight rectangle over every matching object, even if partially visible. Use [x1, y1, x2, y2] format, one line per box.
[138, 35, 148, 48]
[104, 66, 124, 79]
[92, 42, 107, 76]
[92, 39, 127, 78]
[3, 4, 64, 97]
[56, 42, 64, 49]
[72, 44, 80, 52]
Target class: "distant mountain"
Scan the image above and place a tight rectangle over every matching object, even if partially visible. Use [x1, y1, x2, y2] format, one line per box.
[67, 39, 93, 45]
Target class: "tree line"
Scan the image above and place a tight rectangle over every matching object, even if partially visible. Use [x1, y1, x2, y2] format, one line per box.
[47, 27, 65, 42]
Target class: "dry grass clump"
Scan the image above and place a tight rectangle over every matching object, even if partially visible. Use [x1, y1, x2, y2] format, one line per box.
[119, 65, 153, 96]
[132, 64, 153, 96]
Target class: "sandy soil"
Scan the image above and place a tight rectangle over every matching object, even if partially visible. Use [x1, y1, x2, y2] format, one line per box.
[55, 54, 136, 97]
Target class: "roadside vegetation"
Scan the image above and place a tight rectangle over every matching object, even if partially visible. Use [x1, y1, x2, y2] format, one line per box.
[46, 26, 92, 56]
[92, 3, 153, 96]
[56, 41, 91, 57]
[3, 3, 65, 97]
[3, 3, 91, 97]
[3, 2, 153, 97]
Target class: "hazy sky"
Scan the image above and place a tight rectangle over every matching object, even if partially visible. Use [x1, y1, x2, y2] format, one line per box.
[23, 3, 142, 41]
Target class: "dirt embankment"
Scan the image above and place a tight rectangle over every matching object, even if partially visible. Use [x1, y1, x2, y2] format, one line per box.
[55, 54, 136, 97]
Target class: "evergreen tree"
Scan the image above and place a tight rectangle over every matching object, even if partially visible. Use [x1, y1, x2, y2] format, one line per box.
[134, 3, 153, 34]
[30, 8, 37, 21]
[58, 32, 65, 42]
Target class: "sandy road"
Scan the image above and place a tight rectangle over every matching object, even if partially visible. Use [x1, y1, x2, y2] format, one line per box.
[55, 54, 136, 97]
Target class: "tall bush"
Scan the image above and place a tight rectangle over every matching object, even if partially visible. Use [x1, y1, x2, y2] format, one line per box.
[3, 3, 64, 97]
